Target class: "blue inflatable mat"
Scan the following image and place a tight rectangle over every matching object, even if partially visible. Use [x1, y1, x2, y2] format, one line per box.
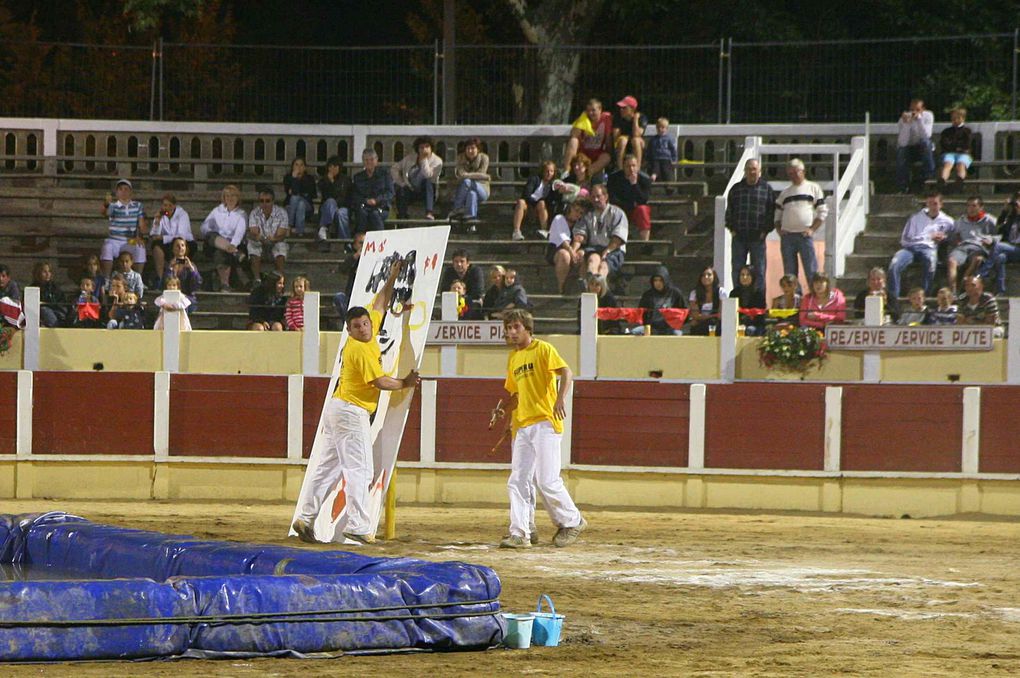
[0, 512, 504, 660]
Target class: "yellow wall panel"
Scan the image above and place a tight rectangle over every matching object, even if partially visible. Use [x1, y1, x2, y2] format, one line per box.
[0, 330, 23, 370]
[881, 342, 1005, 383]
[39, 328, 162, 372]
[181, 331, 301, 375]
[597, 336, 720, 380]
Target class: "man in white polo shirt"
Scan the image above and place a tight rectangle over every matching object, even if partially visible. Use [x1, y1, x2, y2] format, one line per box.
[774, 158, 827, 291]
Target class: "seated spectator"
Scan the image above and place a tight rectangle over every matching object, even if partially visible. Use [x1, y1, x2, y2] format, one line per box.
[450, 279, 482, 320]
[570, 184, 628, 283]
[613, 95, 647, 171]
[888, 190, 954, 298]
[853, 266, 900, 323]
[450, 137, 490, 228]
[0, 264, 19, 304]
[896, 98, 935, 193]
[897, 287, 931, 325]
[393, 135, 442, 220]
[316, 155, 352, 247]
[332, 231, 364, 322]
[73, 277, 102, 328]
[200, 185, 247, 292]
[981, 190, 1020, 295]
[113, 251, 144, 299]
[32, 261, 67, 328]
[583, 273, 623, 334]
[481, 265, 508, 314]
[109, 290, 144, 330]
[607, 154, 652, 241]
[165, 237, 202, 313]
[350, 149, 393, 233]
[730, 265, 767, 336]
[82, 254, 107, 306]
[687, 267, 727, 336]
[247, 186, 290, 280]
[639, 266, 686, 336]
[646, 117, 677, 191]
[149, 193, 193, 288]
[487, 268, 529, 319]
[284, 275, 309, 331]
[799, 273, 846, 329]
[562, 98, 614, 178]
[248, 272, 287, 331]
[153, 276, 192, 331]
[929, 287, 958, 325]
[957, 275, 1000, 329]
[283, 157, 317, 237]
[550, 198, 594, 294]
[771, 273, 801, 312]
[939, 108, 973, 188]
[439, 248, 486, 306]
[554, 154, 602, 206]
[513, 160, 561, 241]
[100, 178, 147, 277]
[947, 196, 996, 291]
[104, 274, 127, 324]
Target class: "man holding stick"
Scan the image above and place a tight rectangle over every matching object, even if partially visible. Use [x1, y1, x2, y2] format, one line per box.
[497, 309, 587, 549]
[293, 260, 418, 545]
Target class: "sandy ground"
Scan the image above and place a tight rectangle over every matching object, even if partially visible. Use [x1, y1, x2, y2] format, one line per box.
[4, 500, 1020, 677]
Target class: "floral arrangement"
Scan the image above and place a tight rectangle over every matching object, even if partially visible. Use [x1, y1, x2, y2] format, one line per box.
[757, 324, 828, 374]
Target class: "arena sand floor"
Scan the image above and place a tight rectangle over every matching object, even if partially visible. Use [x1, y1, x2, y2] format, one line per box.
[4, 499, 1020, 677]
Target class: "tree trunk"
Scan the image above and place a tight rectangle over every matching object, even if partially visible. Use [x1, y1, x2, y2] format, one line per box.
[534, 47, 581, 124]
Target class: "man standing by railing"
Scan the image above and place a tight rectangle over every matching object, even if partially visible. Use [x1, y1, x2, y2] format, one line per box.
[896, 98, 935, 193]
[725, 158, 774, 291]
[775, 158, 826, 292]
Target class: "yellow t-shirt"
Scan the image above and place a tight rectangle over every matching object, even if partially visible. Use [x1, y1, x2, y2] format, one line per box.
[504, 339, 568, 434]
[334, 309, 386, 413]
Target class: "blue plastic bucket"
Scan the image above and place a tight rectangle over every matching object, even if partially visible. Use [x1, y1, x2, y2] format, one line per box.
[501, 613, 535, 649]
[531, 594, 564, 646]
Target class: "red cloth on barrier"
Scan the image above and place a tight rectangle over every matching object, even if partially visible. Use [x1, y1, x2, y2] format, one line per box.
[0, 297, 25, 328]
[659, 308, 690, 329]
[78, 302, 101, 322]
[596, 307, 646, 324]
[739, 308, 768, 317]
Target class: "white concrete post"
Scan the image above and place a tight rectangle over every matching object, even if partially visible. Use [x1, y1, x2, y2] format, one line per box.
[16, 370, 32, 456]
[419, 379, 437, 465]
[1008, 298, 1020, 384]
[579, 292, 597, 378]
[287, 374, 304, 460]
[713, 195, 729, 288]
[826, 152, 840, 277]
[862, 295, 882, 382]
[961, 386, 980, 475]
[440, 291, 458, 377]
[823, 386, 842, 472]
[161, 290, 181, 373]
[687, 383, 707, 469]
[22, 286, 40, 371]
[302, 291, 321, 376]
[719, 297, 738, 382]
[153, 372, 170, 460]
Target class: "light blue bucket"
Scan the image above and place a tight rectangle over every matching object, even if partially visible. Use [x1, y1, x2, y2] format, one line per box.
[531, 594, 564, 646]
[501, 613, 535, 649]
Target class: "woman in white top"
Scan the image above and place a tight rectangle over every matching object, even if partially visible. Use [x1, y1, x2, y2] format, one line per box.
[200, 184, 247, 292]
[687, 266, 728, 336]
[149, 193, 193, 287]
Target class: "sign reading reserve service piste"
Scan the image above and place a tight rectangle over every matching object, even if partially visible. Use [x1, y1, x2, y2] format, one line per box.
[824, 325, 994, 351]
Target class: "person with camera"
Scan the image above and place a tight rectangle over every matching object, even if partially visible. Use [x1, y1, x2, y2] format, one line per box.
[149, 193, 193, 289]
[896, 98, 935, 193]
[165, 236, 202, 313]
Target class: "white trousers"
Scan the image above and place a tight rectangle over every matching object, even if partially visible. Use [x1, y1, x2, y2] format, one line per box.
[299, 398, 373, 535]
[508, 420, 581, 538]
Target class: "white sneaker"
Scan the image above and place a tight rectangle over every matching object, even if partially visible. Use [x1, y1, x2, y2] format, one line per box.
[511, 231, 525, 241]
[536, 229, 549, 240]
[317, 226, 328, 241]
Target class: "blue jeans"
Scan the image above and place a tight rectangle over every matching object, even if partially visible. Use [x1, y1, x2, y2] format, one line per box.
[333, 292, 349, 321]
[896, 142, 935, 192]
[352, 204, 386, 233]
[319, 199, 351, 239]
[981, 241, 1020, 294]
[395, 175, 435, 218]
[453, 179, 489, 219]
[888, 244, 937, 298]
[286, 195, 313, 235]
[780, 232, 816, 290]
[731, 233, 766, 291]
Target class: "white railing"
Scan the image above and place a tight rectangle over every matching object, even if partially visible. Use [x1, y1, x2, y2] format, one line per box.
[713, 135, 868, 286]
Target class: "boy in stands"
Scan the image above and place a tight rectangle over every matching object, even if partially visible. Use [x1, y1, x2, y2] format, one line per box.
[497, 309, 586, 549]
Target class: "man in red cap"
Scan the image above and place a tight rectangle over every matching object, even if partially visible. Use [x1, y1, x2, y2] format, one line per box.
[613, 95, 647, 171]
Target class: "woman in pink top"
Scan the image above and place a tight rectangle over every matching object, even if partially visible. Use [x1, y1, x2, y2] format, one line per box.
[799, 272, 846, 329]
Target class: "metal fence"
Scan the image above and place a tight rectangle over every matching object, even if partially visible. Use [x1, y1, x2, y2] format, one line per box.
[0, 32, 1017, 124]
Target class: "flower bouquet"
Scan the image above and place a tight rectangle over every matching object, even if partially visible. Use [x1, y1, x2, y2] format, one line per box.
[757, 324, 828, 374]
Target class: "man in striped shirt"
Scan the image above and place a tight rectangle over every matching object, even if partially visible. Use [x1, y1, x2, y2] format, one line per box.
[101, 179, 147, 277]
[774, 159, 827, 291]
[957, 275, 1000, 328]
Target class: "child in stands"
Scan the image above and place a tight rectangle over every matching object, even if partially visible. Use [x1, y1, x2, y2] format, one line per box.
[646, 117, 678, 192]
[83, 254, 107, 306]
[285, 275, 309, 331]
[74, 277, 102, 328]
[929, 286, 958, 325]
[114, 251, 144, 298]
[153, 276, 192, 331]
[897, 287, 930, 325]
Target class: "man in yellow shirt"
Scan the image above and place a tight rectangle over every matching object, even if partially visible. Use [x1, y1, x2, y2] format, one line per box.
[293, 260, 418, 545]
[499, 309, 587, 548]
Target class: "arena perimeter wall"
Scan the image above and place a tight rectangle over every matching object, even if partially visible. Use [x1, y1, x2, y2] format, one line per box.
[3, 371, 1020, 518]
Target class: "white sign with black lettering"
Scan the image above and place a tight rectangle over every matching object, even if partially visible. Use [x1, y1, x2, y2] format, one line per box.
[824, 325, 994, 351]
[427, 321, 506, 345]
